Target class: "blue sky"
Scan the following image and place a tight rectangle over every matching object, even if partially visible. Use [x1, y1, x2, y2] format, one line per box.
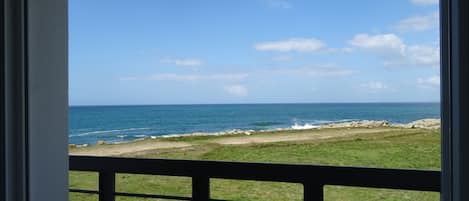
[69, 0, 440, 105]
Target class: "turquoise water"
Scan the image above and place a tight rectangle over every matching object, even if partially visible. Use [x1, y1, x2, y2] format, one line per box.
[69, 103, 440, 145]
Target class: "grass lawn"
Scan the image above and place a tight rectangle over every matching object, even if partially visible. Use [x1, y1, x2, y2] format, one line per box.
[70, 128, 440, 201]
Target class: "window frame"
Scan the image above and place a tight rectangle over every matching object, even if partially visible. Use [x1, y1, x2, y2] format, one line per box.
[440, 0, 469, 200]
[2, 0, 468, 200]
[1, 0, 68, 201]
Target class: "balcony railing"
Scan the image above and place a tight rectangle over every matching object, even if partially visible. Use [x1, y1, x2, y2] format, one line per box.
[69, 156, 440, 201]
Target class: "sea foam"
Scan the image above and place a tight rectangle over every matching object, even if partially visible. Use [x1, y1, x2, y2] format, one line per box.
[291, 123, 320, 130]
[70, 127, 151, 137]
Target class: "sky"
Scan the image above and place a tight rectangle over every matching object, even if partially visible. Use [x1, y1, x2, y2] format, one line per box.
[69, 0, 440, 105]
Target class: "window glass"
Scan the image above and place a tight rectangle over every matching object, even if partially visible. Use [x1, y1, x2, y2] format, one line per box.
[69, 1, 440, 200]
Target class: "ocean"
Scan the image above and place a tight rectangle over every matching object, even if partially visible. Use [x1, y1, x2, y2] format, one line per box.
[69, 103, 440, 145]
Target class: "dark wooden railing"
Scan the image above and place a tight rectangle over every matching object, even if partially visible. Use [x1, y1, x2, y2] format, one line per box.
[69, 156, 440, 201]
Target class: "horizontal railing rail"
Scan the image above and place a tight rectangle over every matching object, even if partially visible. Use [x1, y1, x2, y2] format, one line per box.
[69, 156, 440, 201]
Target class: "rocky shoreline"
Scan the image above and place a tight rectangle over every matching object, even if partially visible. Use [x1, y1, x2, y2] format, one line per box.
[70, 119, 440, 156]
[320, 118, 440, 129]
[69, 118, 440, 147]
[164, 118, 441, 137]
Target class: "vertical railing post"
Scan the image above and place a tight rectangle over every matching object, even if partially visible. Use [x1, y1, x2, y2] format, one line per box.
[192, 176, 210, 201]
[303, 182, 323, 201]
[99, 171, 115, 201]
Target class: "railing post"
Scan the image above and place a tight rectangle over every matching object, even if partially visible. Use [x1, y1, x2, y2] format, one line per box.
[192, 176, 210, 201]
[303, 182, 323, 201]
[99, 171, 115, 201]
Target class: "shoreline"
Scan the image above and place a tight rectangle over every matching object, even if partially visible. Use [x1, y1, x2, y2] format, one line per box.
[70, 118, 440, 147]
[152, 118, 440, 139]
[69, 118, 440, 156]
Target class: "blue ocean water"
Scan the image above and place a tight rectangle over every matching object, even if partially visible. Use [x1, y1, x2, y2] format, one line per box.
[69, 103, 440, 145]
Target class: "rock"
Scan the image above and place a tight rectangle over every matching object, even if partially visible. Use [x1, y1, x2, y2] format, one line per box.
[320, 120, 390, 129]
[319, 119, 440, 130]
[400, 118, 440, 129]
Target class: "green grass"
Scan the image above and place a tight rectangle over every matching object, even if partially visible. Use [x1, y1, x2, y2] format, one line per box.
[70, 128, 440, 201]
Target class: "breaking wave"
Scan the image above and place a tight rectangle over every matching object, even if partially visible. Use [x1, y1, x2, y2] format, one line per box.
[70, 127, 151, 137]
[291, 123, 320, 130]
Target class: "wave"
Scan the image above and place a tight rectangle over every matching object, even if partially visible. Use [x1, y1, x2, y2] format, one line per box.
[290, 119, 358, 130]
[69, 118, 439, 145]
[70, 127, 151, 137]
[291, 123, 320, 130]
[69, 119, 357, 139]
[250, 121, 283, 127]
[309, 119, 357, 124]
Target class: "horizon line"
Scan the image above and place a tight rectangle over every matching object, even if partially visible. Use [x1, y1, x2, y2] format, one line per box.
[69, 101, 441, 107]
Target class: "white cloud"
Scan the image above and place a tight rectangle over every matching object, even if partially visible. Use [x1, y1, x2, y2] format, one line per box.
[349, 33, 439, 67]
[360, 81, 388, 90]
[254, 38, 326, 53]
[224, 85, 248, 97]
[349, 34, 406, 56]
[418, 75, 440, 88]
[339, 47, 354, 53]
[160, 58, 203, 66]
[148, 73, 248, 82]
[393, 12, 439, 32]
[323, 47, 354, 54]
[208, 74, 250, 81]
[272, 55, 293, 62]
[118, 76, 138, 81]
[406, 45, 440, 66]
[410, 0, 438, 6]
[297, 68, 352, 77]
[273, 64, 353, 77]
[264, 0, 292, 9]
[150, 74, 200, 81]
